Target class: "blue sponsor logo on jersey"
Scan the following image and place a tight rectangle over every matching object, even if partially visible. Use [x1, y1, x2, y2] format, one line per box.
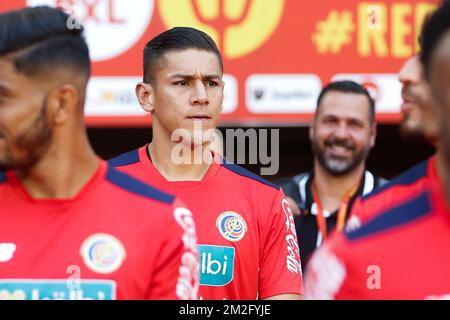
[0, 280, 115, 300]
[198, 245, 235, 286]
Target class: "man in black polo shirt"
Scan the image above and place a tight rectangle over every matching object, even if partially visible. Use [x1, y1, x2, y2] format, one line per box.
[277, 80, 386, 271]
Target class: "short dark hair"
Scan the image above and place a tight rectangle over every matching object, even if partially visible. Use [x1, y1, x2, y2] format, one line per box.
[420, 0, 450, 78]
[316, 80, 376, 124]
[143, 27, 223, 84]
[0, 6, 90, 77]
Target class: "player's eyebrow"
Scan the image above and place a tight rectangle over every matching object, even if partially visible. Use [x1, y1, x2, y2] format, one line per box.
[167, 73, 222, 81]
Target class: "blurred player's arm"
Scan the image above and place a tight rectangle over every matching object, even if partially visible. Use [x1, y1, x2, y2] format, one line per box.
[304, 236, 351, 300]
[147, 200, 199, 300]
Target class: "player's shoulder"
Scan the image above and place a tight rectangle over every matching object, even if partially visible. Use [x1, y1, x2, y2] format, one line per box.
[345, 189, 432, 242]
[219, 157, 280, 192]
[105, 165, 175, 206]
[275, 171, 309, 191]
[361, 158, 430, 202]
[108, 148, 141, 168]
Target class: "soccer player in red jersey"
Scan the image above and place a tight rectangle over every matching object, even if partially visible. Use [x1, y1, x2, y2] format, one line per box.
[304, 3, 450, 299]
[346, 41, 444, 230]
[109, 27, 303, 300]
[0, 6, 198, 300]
[423, 0, 450, 207]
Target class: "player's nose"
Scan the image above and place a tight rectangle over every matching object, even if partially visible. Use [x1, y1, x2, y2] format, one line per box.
[191, 80, 209, 106]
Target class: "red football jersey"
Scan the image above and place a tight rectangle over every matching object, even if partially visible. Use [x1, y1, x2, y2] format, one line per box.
[305, 156, 450, 299]
[109, 145, 303, 300]
[0, 160, 198, 300]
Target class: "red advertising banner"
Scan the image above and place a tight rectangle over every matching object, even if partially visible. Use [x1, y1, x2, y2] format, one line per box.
[0, 0, 440, 126]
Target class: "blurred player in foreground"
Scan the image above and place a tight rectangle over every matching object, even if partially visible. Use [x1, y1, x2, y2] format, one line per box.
[422, 0, 450, 206]
[305, 2, 450, 299]
[0, 6, 198, 300]
[346, 32, 444, 230]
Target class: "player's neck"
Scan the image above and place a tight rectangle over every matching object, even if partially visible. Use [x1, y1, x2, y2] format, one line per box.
[15, 128, 99, 199]
[148, 139, 213, 182]
[313, 161, 364, 212]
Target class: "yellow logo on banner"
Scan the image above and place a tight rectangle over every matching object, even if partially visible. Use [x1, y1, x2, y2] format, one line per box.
[158, 0, 285, 59]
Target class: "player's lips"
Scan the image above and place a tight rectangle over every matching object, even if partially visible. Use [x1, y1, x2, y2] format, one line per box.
[401, 95, 416, 114]
[186, 115, 211, 121]
[401, 86, 417, 114]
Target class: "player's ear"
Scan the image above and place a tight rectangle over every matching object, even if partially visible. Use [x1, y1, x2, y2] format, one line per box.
[47, 84, 78, 125]
[136, 82, 155, 113]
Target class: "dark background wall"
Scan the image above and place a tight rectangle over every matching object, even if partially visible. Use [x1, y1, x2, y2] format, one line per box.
[88, 124, 435, 181]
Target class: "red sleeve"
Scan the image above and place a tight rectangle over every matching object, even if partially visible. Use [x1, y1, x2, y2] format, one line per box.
[305, 231, 373, 300]
[147, 199, 199, 300]
[346, 198, 367, 231]
[259, 189, 304, 299]
[348, 193, 397, 232]
[304, 236, 349, 300]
